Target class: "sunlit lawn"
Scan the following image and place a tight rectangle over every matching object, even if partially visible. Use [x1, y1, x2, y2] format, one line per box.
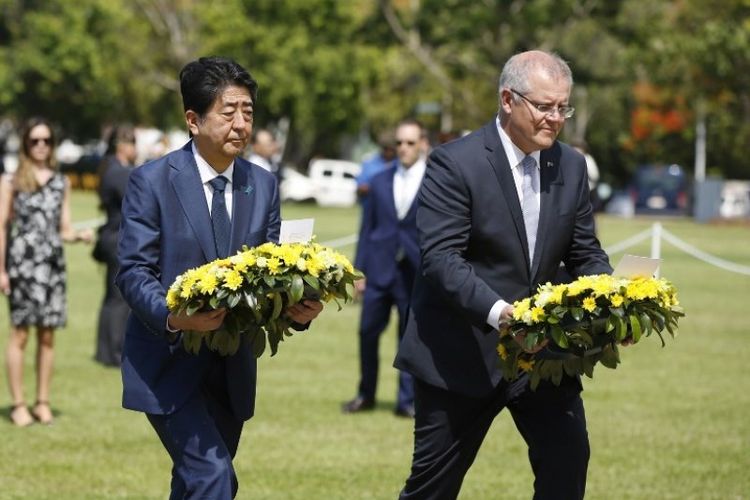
[0, 191, 748, 499]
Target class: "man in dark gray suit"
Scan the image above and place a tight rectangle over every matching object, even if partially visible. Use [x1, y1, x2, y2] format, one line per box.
[395, 50, 612, 499]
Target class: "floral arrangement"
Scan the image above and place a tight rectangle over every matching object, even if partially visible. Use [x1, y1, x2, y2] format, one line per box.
[498, 274, 685, 390]
[166, 241, 362, 356]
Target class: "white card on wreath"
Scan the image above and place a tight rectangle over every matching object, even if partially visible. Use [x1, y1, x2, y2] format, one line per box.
[612, 254, 661, 278]
[279, 218, 314, 243]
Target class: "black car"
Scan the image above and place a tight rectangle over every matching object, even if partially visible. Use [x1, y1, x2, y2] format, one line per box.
[630, 164, 689, 214]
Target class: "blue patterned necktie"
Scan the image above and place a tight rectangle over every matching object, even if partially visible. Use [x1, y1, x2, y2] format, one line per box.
[520, 155, 539, 267]
[209, 176, 231, 257]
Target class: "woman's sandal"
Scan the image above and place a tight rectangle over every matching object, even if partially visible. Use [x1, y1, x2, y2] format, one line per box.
[10, 403, 34, 427]
[31, 400, 54, 425]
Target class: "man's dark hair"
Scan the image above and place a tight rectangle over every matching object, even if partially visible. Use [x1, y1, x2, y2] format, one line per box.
[179, 56, 258, 117]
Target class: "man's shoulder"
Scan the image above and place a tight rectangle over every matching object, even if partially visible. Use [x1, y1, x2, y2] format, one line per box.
[368, 165, 397, 187]
[237, 155, 275, 180]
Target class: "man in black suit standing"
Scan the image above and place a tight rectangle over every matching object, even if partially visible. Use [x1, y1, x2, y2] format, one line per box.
[343, 119, 428, 418]
[394, 50, 612, 499]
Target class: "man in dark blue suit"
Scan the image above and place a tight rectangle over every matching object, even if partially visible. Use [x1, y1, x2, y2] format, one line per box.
[117, 56, 322, 499]
[394, 51, 612, 499]
[342, 119, 428, 418]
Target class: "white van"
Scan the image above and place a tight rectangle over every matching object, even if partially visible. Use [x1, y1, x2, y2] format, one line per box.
[279, 158, 361, 207]
[307, 159, 360, 207]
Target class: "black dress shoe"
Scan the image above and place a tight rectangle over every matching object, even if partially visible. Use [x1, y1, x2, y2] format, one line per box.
[341, 396, 375, 414]
[394, 405, 415, 418]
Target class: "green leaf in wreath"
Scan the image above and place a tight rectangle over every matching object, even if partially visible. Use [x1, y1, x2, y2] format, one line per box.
[649, 309, 666, 330]
[223, 330, 241, 356]
[550, 363, 564, 386]
[290, 274, 304, 303]
[608, 306, 625, 318]
[263, 275, 276, 288]
[186, 301, 203, 316]
[563, 358, 583, 378]
[227, 293, 241, 308]
[268, 326, 283, 356]
[629, 313, 642, 342]
[209, 295, 221, 309]
[640, 312, 653, 337]
[251, 329, 266, 358]
[570, 307, 584, 322]
[302, 274, 320, 290]
[271, 292, 283, 320]
[599, 344, 620, 369]
[610, 314, 626, 342]
[182, 330, 204, 354]
[582, 356, 596, 378]
[550, 324, 569, 348]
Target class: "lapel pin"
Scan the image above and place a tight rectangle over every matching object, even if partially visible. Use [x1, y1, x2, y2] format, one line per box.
[242, 185, 254, 195]
[546, 161, 553, 168]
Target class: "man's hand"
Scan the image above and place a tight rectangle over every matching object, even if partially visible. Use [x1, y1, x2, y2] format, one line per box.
[286, 299, 323, 324]
[354, 278, 366, 298]
[499, 304, 548, 354]
[168, 308, 227, 333]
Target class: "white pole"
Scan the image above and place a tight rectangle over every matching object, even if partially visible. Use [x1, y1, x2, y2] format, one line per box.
[694, 104, 706, 183]
[651, 222, 662, 277]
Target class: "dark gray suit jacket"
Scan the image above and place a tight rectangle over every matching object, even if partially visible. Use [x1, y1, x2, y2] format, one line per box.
[395, 120, 612, 397]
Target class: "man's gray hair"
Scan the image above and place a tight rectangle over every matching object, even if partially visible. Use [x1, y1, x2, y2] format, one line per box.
[498, 51, 573, 95]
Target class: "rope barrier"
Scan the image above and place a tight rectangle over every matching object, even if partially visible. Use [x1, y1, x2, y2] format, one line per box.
[74, 216, 750, 276]
[603, 227, 652, 255]
[660, 227, 750, 276]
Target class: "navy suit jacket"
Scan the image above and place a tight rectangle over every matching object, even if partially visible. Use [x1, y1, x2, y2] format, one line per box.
[117, 142, 280, 420]
[394, 120, 612, 397]
[355, 166, 420, 289]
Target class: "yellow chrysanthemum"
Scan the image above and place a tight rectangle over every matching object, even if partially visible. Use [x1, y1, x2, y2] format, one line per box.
[166, 288, 180, 310]
[512, 298, 532, 321]
[223, 269, 243, 290]
[305, 254, 327, 278]
[517, 358, 535, 372]
[266, 257, 282, 275]
[497, 343, 508, 360]
[550, 284, 566, 305]
[592, 275, 616, 297]
[334, 253, 354, 273]
[582, 296, 597, 313]
[180, 272, 200, 299]
[530, 306, 546, 323]
[197, 270, 219, 295]
[277, 245, 302, 265]
[254, 242, 276, 255]
[610, 294, 624, 307]
[566, 281, 586, 297]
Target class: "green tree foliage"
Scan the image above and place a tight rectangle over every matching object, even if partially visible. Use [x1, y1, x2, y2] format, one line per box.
[0, 0, 747, 182]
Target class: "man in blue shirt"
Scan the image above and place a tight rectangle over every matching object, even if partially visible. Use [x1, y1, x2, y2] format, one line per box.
[356, 131, 396, 212]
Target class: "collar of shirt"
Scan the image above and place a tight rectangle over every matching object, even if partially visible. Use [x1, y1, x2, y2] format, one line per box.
[192, 141, 234, 218]
[495, 116, 540, 204]
[495, 116, 540, 172]
[395, 157, 426, 180]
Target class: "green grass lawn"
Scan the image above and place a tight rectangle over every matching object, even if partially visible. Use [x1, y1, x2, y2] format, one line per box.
[1, 191, 748, 499]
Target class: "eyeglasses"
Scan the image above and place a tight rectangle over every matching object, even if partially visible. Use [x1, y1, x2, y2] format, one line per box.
[396, 140, 417, 146]
[509, 89, 575, 119]
[29, 137, 52, 146]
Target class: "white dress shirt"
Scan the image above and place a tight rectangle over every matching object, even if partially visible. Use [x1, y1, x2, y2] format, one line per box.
[192, 142, 234, 219]
[393, 158, 427, 220]
[485, 118, 541, 330]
